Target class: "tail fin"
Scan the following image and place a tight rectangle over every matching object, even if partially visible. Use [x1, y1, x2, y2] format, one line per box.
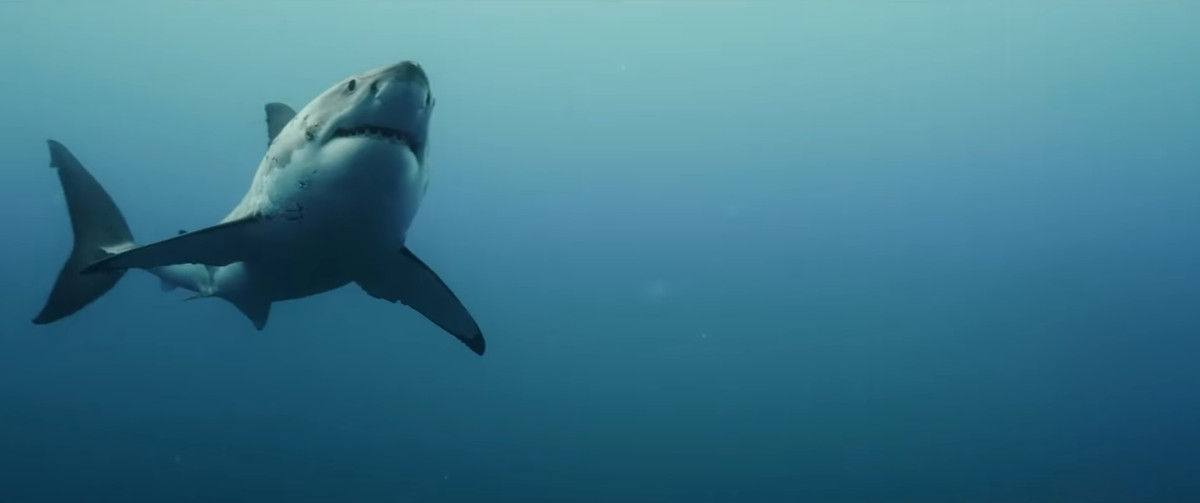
[32, 140, 135, 325]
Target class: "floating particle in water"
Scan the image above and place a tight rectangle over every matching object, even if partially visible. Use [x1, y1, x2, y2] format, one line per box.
[643, 279, 670, 304]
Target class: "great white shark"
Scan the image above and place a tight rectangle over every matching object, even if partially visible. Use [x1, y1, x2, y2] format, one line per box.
[32, 61, 485, 355]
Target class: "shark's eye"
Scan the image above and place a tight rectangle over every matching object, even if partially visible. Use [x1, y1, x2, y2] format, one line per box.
[346, 79, 357, 92]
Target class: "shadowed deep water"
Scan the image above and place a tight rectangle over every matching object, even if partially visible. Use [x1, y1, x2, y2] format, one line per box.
[1, 2, 1198, 502]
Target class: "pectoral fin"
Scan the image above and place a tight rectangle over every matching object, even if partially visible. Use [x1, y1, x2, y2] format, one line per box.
[356, 248, 485, 355]
[81, 215, 263, 274]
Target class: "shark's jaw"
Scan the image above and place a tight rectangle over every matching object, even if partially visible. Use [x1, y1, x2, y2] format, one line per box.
[297, 61, 433, 161]
[330, 125, 422, 155]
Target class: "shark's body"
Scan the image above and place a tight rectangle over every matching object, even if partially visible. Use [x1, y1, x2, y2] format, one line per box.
[33, 61, 485, 355]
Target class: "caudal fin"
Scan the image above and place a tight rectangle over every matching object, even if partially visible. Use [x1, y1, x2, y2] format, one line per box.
[32, 140, 135, 325]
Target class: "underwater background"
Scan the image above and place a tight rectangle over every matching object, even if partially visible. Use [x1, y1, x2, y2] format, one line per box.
[1, 2, 1198, 502]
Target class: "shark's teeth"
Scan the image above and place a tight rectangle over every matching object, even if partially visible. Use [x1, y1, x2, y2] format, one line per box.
[332, 125, 412, 144]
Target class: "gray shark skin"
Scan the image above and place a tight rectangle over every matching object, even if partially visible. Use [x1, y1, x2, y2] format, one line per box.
[34, 61, 485, 356]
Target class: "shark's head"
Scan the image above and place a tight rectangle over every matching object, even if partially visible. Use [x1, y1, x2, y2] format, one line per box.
[298, 61, 434, 162]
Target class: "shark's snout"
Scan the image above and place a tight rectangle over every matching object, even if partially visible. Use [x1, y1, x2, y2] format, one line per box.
[362, 61, 431, 106]
[309, 60, 436, 158]
[387, 61, 428, 86]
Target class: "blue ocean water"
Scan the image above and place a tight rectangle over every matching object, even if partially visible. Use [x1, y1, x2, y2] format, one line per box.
[1, 2, 1198, 502]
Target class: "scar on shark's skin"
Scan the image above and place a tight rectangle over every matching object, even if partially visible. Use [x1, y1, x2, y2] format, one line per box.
[34, 61, 486, 356]
[285, 203, 304, 221]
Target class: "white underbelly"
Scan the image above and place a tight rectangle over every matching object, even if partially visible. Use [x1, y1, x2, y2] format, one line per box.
[215, 259, 351, 302]
[220, 145, 425, 301]
[267, 145, 422, 247]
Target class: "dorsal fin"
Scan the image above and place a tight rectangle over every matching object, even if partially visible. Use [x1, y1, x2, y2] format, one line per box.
[265, 102, 296, 145]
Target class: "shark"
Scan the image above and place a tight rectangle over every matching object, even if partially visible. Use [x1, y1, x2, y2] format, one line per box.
[32, 61, 485, 355]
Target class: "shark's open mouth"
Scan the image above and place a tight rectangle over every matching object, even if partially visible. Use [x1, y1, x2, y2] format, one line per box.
[332, 126, 419, 151]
